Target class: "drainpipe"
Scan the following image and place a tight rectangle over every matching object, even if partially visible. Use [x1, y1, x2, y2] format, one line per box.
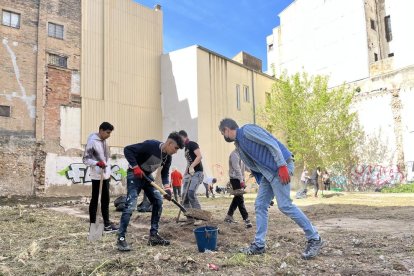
[251, 71, 256, 124]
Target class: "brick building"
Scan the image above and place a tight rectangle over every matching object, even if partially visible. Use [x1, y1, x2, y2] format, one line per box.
[0, 0, 81, 195]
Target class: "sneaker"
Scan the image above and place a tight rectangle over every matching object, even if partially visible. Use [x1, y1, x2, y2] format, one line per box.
[224, 215, 237, 223]
[240, 243, 265, 255]
[302, 237, 325, 259]
[104, 223, 119, 233]
[148, 233, 170, 246]
[117, 236, 131, 251]
[244, 219, 253, 228]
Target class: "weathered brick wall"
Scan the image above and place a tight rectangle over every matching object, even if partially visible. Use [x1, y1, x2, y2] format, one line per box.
[0, 137, 37, 195]
[0, 0, 82, 196]
[0, 0, 39, 136]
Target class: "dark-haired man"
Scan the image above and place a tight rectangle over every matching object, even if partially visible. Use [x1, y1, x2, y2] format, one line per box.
[117, 132, 184, 251]
[83, 122, 118, 233]
[218, 118, 324, 259]
[178, 130, 204, 218]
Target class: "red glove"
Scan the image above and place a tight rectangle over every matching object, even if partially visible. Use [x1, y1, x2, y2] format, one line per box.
[163, 187, 172, 201]
[133, 166, 144, 178]
[96, 161, 106, 168]
[278, 165, 290, 184]
[240, 181, 246, 189]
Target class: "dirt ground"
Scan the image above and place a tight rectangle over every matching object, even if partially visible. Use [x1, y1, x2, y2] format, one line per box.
[0, 191, 413, 275]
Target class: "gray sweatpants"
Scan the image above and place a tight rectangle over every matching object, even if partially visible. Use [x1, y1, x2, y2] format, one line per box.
[182, 171, 204, 209]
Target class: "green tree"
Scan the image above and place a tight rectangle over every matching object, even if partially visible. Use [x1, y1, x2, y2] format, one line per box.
[258, 72, 362, 181]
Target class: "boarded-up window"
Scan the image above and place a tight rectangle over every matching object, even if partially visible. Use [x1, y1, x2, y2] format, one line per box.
[48, 22, 64, 39]
[0, 105, 11, 117]
[2, 10, 20, 28]
[384, 16, 392, 42]
[48, 53, 67, 68]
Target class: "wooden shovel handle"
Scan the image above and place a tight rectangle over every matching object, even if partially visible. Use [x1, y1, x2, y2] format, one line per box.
[143, 175, 188, 213]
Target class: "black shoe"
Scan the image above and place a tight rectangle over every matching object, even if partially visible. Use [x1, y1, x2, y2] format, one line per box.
[240, 243, 265, 255]
[148, 233, 170, 246]
[104, 223, 119, 233]
[117, 236, 131, 251]
[302, 237, 324, 259]
[244, 219, 253, 229]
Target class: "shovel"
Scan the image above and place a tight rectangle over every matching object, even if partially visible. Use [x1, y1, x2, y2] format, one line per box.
[88, 170, 105, 241]
[143, 175, 212, 221]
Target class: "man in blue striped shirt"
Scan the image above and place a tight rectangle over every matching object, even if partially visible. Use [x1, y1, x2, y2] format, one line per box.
[218, 118, 324, 259]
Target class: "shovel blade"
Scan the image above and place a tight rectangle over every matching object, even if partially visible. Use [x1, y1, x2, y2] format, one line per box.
[88, 222, 104, 241]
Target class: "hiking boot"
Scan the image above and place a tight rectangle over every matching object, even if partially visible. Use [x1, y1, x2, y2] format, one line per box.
[104, 223, 119, 233]
[244, 219, 253, 229]
[302, 237, 325, 259]
[148, 233, 170, 246]
[224, 215, 237, 223]
[240, 243, 265, 255]
[117, 236, 131, 251]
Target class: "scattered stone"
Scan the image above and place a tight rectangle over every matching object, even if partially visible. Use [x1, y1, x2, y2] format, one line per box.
[333, 249, 343, 256]
[280, 262, 287, 269]
[154, 252, 162, 261]
[392, 261, 408, 271]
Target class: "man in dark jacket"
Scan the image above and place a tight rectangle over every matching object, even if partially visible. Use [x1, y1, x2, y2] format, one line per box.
[117, 132, 184, 251]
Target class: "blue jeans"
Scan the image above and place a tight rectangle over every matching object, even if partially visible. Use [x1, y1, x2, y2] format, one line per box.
[254, 161, 319, 247]
[118, 172, 163, 237]
[182, 171, 204, 209]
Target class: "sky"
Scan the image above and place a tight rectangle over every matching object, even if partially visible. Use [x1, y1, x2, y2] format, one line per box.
[135, 0, 294, 72]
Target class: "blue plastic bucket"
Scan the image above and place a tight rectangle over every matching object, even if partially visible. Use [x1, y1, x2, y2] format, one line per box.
[193, 226, 218, 252]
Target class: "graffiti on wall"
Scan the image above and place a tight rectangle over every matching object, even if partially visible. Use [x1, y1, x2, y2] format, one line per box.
[58, 163, 127, 184]
[330, 164, 408, 190]
[350, 164, 405, 187]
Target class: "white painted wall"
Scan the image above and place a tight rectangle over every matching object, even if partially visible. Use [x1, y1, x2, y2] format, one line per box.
[60, 106, 82, 151]
[267, 0, 370, 86]
[384, 0, 414, 70]
[161, 46, 199, 174]
[45, 153, 128, 188]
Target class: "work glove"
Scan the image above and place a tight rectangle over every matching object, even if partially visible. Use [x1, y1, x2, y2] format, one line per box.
[133, 166, 144, 179]
[278, 165, 290, 184]
[188, 166, 195, 176]
[96, 161, 106, 168]
[240, 181, 246, 189]
[163, 186, 172, 201]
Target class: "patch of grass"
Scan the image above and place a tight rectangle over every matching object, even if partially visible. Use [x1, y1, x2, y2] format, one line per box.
[381, 184, 414, 193]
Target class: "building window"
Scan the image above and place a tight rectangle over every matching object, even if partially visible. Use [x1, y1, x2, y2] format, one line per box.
[48, 22, 64, 39]
[2, 10, 20, 28]
[268, 44, 274, 51]
[384, 15, 392, 42]
[243, 86, 250, 103]
[370, 19, 376, 30]
[0, 105, 11, 117]
[388, 53, 394, 57]
[48, 53, 67, 68]
[374, 53, 378, 62]
[236, 85, 241, 111]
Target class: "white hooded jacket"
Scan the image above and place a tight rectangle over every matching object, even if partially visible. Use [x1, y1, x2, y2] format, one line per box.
[83, 133, 111, 180]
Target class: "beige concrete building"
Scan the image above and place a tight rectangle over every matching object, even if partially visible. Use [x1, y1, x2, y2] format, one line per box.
[162, 46, 275, 183]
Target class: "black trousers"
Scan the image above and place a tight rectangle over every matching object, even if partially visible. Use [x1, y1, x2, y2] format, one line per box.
[312, 179, 319, 196]
[89, 179, 110, 225]
[227, 179, 249, 220]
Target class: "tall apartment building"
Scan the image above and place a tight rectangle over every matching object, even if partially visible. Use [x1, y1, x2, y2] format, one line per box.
[266, 0, 414, 86]
[266, 0, 414, 183]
